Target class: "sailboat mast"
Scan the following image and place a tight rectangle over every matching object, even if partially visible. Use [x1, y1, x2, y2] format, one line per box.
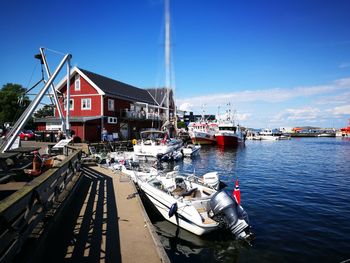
[165, 0, 171, 121]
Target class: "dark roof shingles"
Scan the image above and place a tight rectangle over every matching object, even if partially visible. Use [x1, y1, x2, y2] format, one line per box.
[79, 68, 157, 105]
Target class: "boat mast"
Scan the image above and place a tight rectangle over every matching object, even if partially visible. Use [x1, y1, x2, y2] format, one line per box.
[165, 0, 171, 122]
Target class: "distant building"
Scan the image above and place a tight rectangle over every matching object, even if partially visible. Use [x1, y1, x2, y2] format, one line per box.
[279, 127, 293, 133]
[183, 112, 216, 126]
[34, 67, 174, 142]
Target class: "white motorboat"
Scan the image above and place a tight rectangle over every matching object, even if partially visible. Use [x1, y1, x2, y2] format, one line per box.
[137, 170, 253, 239]
[160, 149, 184, 162]
[133, 130, 182, 158]
[259, 128, 290, 140]
[119, 163, 158, 183]
[181, 144, 201, 158]
[259, 129, 280, 140]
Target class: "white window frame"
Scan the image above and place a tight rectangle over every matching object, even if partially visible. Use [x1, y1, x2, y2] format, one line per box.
[108, 117, 117, 124]
[108, 99, 115, 111]
[81, 98, 91, 110]
[74, 75, 80, 91]
[64, 99, 74, 111]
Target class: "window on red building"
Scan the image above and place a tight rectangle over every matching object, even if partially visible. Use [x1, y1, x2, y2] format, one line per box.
[82, 98, 91, 110]
[108, 99, 114, 111]
[74, 75, 80, 91]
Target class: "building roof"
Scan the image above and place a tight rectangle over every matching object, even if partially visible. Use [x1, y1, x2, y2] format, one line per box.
[78, 68, 157, 105]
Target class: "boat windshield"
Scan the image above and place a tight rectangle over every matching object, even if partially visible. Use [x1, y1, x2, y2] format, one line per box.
[141, 131, 166, 140]
[219, 127, 236, 131]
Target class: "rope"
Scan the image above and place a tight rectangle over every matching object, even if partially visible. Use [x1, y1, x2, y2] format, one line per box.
[43, 47, 67, 56]
[24, 63, 38, 90]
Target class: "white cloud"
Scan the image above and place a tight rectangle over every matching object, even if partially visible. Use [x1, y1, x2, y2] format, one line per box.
[334, 77, 350, 86]
[333, 105, 350, 115]
[176, 76, 350, 127]
[314, 91, 350, 105]
[178, 102, 193, 112]
[269, 104, 350, 127]
[285, 107, 321, 121]
[236, 112, 251, 122]
[177, 77, 350, 108]
[269, 107, 322, 124]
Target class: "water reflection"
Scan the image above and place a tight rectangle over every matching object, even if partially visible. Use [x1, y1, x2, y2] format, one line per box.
[142, 138, 350, 263]
[153, 219, 253, 263]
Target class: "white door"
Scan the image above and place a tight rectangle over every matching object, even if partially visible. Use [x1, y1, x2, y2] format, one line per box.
[120, 123, 129, 139]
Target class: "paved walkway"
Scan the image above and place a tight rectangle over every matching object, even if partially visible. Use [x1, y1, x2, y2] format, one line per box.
[91, 166, 169, 263]
[35, 164, 169, 263]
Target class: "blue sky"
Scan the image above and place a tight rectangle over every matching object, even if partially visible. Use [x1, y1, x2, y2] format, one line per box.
[1, 0, 350, 128]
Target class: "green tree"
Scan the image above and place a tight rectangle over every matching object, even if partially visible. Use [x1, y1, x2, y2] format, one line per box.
[34, 105, 54, 118]
[177, 121, 186, 129]
[0, 83, 31, 127]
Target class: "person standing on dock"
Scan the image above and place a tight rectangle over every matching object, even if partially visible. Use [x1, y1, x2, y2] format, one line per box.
[57, 128, 63, 142]
[102, 127, 108, 142]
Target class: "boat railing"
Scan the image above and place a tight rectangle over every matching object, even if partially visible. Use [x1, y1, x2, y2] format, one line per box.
[0, 145, 82, 263]
[120, 109, 166, 121]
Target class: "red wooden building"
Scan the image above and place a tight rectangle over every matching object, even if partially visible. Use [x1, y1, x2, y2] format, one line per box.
[35, 67, 171, 142]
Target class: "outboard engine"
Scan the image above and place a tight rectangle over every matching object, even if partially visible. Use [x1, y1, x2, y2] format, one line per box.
[202, 172, 220, 190]
[210, 190, 252, 240]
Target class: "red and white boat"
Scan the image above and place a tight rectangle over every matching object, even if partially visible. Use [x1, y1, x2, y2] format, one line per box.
[215, 119, 245, 147]
[339, 119, 350, 137]
[188, 122, 218, 145]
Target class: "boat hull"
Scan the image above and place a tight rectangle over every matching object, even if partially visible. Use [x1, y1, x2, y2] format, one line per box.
[191, 137, 216, 145]
[139, 180, 218, 236]
[189, 129, 217, 145]
[182, 145, 201, 157]
[215, 134, 242, 146]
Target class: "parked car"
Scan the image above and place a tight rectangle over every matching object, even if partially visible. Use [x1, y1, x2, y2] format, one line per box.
[19, 130, 35, 140]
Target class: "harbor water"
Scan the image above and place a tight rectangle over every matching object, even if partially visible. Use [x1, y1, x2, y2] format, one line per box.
[144, 137, 350, 263]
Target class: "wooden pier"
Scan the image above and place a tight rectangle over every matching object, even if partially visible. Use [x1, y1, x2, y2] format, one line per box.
[0, 143, 169, 263]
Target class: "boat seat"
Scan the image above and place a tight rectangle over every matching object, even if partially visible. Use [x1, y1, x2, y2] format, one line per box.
[202, 217, 216, 225]
[196, 208, 216, 224]
[172, 186, 185, 197]
[181, 187, 197, 197]
[196, 207, 206, 213]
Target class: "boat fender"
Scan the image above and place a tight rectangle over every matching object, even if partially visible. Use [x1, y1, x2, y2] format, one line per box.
[168, 202, 178, 218]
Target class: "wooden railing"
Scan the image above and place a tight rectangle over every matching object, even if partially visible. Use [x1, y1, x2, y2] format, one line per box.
[0, 146, 82, 263]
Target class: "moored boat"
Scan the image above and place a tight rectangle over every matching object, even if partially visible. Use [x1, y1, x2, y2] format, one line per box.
[215, 121, 245, 147]
[137, 169, 253, 240]
[133, 130, 182, 158]
[259, 128, 290, 140]
[181, 144, 201, 158]
[340, 119, 350, 137]
[188, 122, 218, 145]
